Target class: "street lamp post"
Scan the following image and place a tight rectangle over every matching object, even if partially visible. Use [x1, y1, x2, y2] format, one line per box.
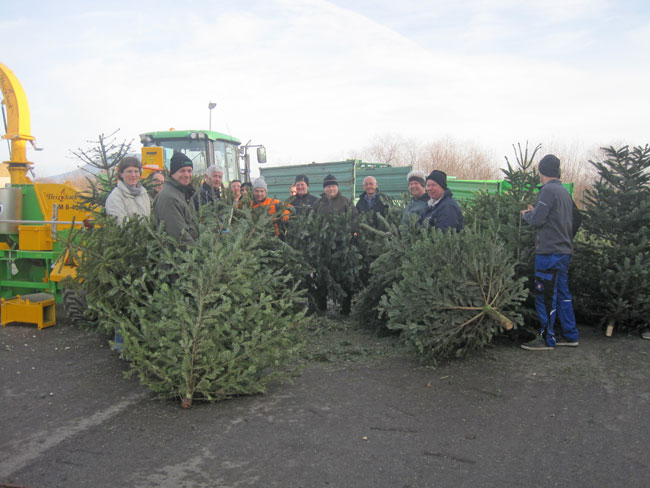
[208, 102, 217, 131]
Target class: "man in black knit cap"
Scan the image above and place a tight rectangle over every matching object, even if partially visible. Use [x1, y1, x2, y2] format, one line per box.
[312, 174, 356, 215]
[287, 174, 319, 215]
[420, 170, 464, 232]
[153, 152, 199, 245]
[520, 154, 581, 351]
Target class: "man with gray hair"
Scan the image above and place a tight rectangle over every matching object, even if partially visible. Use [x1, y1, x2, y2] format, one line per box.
[356, 175, 392, 227]
[400, 170, 430, 229]
[195, 165, 224, 208]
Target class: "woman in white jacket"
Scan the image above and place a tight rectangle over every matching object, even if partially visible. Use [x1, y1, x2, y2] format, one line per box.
[104, 156, 151, 353]
[105, 156, 151, 223]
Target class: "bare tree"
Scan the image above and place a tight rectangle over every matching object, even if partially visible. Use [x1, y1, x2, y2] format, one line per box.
[537, 139, 604, 206]
[419, 137, 500, 179]
[355, 133, 500, 179]
[362, 133, 404, 165]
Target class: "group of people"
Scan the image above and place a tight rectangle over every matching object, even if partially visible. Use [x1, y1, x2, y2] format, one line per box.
[105, 151, 467, 239]
[105, 151, 581, 352]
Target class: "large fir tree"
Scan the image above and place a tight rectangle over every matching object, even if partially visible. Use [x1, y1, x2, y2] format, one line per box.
[74, 208, 306, 407]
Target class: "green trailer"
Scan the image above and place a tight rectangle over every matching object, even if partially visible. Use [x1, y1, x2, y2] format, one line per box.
[260, 160, 574, 202]
[261, 160, 410, 201]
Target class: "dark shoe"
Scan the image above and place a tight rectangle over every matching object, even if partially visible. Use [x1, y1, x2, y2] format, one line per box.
[641, 330, 650, 340]
[556, 339, 579, 347]
[521, 337, 554, 351]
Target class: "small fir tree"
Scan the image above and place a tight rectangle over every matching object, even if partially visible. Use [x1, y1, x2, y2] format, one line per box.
[67, 214, 156, 332]
[355, 204, 404, 286]
[463, 142, 541, 325]
[380, 226, 527, 365]
[572, 145, 650, 333]
[285, 210, 362, 314]
[352, 219, 422, 332]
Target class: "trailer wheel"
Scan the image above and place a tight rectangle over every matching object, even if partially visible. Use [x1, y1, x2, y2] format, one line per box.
[62, 287, 89, 324]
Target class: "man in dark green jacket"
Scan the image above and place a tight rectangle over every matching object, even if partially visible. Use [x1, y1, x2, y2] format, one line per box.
[287, 174, 319, 215]
[312, 174, 358, 315]
[153, 152, 199, 246]
[313, 174, 357, 215]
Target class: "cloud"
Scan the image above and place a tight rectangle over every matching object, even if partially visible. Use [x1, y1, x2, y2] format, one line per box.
[1, 0, 648, 178]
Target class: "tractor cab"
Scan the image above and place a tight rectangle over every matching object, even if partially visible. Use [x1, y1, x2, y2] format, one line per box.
[139, 129, 266, 182]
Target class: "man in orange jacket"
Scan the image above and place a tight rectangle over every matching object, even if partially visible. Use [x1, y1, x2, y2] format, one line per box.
[251, 177, 290, 235]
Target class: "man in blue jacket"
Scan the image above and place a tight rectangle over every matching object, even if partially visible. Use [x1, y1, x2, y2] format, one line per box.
[520, 154, 580, 350]
[420, 170, 464, 233]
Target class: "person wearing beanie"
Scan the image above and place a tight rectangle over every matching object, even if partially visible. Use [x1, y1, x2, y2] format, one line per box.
[169, 152, 193, 177]
[520, 154, 581, 351]
[288, 173, 318, 215]
[195, 165, 224, 209]
[311, 173, 357, 315]
[312, 174, 356, 216]
[252, 176, 268, 191]
[105, 156, 151, 224]
[420, 170, 463, 233]
[355, 176, 392, 227]
[400, 169, 430, 229]
[295, 174, 310, 186]
[153, 151, 198, 245]
[538, 154, 561, 178]
[250, 176, 290, 235]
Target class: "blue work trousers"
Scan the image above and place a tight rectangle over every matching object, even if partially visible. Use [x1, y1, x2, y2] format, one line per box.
[534, 254, 579, 347]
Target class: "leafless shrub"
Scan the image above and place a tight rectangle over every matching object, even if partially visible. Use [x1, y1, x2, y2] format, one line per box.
[354, 134, 500, 180]
[536, 140, 605, 207]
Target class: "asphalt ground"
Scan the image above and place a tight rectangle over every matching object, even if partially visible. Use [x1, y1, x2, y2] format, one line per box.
[1, 313, 649, 488]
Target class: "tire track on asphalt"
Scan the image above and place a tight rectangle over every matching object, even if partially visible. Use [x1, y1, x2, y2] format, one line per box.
[0, 392, 147, 478]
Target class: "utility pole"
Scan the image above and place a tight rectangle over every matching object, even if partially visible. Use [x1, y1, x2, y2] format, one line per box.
[208, 102, 217, 131]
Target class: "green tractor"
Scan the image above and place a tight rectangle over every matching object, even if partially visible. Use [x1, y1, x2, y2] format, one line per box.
[139, 129, 266, 182]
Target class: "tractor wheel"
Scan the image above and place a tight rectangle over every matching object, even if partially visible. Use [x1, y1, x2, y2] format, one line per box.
[62, 287, 89, 325]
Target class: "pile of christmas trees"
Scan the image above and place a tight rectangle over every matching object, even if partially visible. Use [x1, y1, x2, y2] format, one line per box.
[68, 134, 650, 406]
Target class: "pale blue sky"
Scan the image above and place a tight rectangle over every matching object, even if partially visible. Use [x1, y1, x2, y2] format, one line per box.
[2, 0, 649, 176]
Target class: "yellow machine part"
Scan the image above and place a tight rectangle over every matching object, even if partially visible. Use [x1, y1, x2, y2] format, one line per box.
[141, 146, 164, 178]
[32, 182, 93, 226]
[0, 62, 35, 185]
[49, 250, 78, 282]
[1, 293, 56, 329]
[19, 224, 53, 251]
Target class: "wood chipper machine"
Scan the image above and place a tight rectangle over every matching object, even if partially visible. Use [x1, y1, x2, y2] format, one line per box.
[0, 62, 92, 328]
